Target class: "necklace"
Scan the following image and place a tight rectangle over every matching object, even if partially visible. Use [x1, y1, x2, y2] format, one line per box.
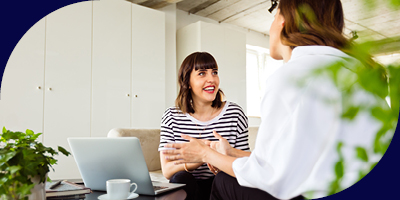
[195, 107, 216, 137]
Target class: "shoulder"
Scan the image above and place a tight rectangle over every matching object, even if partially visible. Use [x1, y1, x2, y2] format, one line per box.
[163, 106, 184, 115]
[225, 102, 246, 118]
[161, 106, 185, 122]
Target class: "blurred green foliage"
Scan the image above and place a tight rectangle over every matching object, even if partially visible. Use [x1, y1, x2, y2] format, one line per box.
[295, 0, 399, 198]
[0, 127, 70, 200]
[324, 41, 399, 196]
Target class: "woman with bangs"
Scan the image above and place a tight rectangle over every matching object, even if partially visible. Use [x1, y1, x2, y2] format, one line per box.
[162, 0, 385, 199]
[158, 52, 250, 200]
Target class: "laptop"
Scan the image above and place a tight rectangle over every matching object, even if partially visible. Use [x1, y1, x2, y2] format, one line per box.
[67, 137, 185, 195]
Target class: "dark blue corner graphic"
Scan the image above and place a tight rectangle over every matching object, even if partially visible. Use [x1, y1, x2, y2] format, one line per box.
[0, 0, 87, 94]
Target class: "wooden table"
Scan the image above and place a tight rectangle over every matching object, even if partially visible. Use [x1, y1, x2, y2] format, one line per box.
[48, 179, 186, 200]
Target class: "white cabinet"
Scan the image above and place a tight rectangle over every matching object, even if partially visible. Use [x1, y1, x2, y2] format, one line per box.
[131, 5, 165, 128]
[44, 1, 92, 179]
[177, 21, 247, 112]
[0, 1, 166, 179]
[1, 18, 46, 141]
[91, 0, 132, 137]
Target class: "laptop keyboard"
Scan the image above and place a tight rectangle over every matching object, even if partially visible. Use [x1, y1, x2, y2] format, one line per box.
[153, 186, 168, 191]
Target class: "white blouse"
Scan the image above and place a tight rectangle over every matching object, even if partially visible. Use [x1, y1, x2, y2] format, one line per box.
[232, 46, 383, 199]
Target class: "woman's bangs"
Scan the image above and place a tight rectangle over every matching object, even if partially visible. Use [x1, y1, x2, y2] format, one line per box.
[194, 54, 218, 70]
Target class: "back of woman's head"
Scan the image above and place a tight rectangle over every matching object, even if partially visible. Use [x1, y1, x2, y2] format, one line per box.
[278, 0, 348, 49]
[278, 0, 387, 84]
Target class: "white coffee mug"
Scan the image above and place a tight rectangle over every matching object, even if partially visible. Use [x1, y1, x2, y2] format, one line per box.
[106, 179, 138, 199]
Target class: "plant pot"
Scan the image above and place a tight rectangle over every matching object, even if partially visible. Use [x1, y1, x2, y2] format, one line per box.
[28, 174, 47, 200]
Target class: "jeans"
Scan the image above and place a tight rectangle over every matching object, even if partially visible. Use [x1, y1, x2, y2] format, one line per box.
[170, 171, 214, 200]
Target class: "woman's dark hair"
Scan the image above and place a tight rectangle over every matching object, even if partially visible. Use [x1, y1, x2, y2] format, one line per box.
[278, 0, 347, 49]
[278, 0, 386, 79]
[176, 52, 224, 114]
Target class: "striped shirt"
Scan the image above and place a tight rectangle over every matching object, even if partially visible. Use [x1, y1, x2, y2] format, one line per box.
[159, 101, 250, 179]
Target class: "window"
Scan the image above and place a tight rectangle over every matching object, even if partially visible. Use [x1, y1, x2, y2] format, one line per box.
[246, 45, 283, 117]
[374, 53, 400, 107]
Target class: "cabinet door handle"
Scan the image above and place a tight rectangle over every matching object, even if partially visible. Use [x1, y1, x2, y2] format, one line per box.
[126, 94, 130, 97]
[37, 86, 41, 89]
[48, 88, 52, 91]
[135, 95, 138, 97]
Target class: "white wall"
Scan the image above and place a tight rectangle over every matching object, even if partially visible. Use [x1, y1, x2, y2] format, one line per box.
[157, 4, 178, 109]
[174, 9, 266, 127]
[176, 9, 269, 49]
[177, 21, 247, 113]
[156, 6, 269, 114]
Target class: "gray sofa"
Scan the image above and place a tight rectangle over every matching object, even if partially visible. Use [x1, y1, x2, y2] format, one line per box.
[107, 127, 259, 183]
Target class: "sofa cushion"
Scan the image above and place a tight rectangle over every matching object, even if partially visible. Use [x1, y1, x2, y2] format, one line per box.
[248, 126, 258, 151]
[149, 170, 169, 183]
[107, 128, 161, 171]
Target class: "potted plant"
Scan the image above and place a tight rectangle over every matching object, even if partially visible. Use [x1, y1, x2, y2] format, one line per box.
[0, 127, 70, 200]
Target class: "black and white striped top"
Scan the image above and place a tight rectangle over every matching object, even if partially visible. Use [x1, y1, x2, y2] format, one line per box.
[159, 101, 250, 180]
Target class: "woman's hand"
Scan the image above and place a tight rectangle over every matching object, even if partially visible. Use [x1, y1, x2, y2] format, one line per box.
[164, 133, 239, 178]
[163, 134, 211, 164]
[205, 130, 234, 156]
[207, 163, 220, 175]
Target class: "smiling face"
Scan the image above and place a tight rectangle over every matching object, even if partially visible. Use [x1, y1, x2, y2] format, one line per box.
[176, 52, 224, 113]
[189, 68, 220, 105]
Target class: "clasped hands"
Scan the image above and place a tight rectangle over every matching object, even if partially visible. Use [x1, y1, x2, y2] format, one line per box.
[162, 130, 232, 174]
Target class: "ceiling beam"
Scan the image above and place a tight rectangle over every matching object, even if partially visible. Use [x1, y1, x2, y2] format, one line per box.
[188, 0, 220, 14]
[219, 0, 269, 23]
[129, 0, 185, 9]
[369, 37, 400, 55]
[128, 0, 148, 3]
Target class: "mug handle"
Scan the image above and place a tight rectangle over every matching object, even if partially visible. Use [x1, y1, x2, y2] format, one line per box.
[130, 183, 138, 194]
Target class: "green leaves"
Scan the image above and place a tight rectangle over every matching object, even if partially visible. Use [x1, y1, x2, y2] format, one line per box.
[0, 151, 17, 164]
[0, 127, 70, 199]
[329, 142, 345, 195]
[355, 147, 369, 162]
[357, 68, 388, 99]
[324, 54, 398, 198]
[341, 106, 360, 120]
[335, 161, 344, 179]
[388, 65, 400, 115]
[390, 0, 400, 8]
[25, 129, 34, 136]
[58, 146, 71, 157]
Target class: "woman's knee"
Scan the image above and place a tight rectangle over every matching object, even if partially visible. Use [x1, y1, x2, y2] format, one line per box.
[213, 172, 232, 186]
[169, 171, 195, 183]
[169, 171, 198, 200]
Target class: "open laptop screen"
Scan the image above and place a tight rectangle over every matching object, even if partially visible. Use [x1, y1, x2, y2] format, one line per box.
[68, 137, 157, 195]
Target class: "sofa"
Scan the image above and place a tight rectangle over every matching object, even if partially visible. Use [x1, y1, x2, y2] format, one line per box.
[107, 127, 259, 183]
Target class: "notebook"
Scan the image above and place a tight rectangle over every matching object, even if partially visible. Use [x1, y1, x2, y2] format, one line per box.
[45, 180, 91, 197]
[67, 137, 185, 195]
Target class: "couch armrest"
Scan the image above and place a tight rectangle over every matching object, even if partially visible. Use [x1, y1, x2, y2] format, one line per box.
[107, 128, 161, 171]
[248, 127, 258, 151]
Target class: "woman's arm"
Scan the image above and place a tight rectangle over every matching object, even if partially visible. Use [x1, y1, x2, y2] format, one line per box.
[159, 109, 205, 179]
[163, 134, 242, 177]
[206, 105, 251, 158]
[160, 151, 204, 179]
[207, 131, 251, 158]
[203, 147, 238, 177]
[229, 147, 251, 158]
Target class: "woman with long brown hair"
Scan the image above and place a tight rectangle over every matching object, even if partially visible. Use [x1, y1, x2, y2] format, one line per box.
[159, 52, 250, 200]
[162, 0, 383, 199]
